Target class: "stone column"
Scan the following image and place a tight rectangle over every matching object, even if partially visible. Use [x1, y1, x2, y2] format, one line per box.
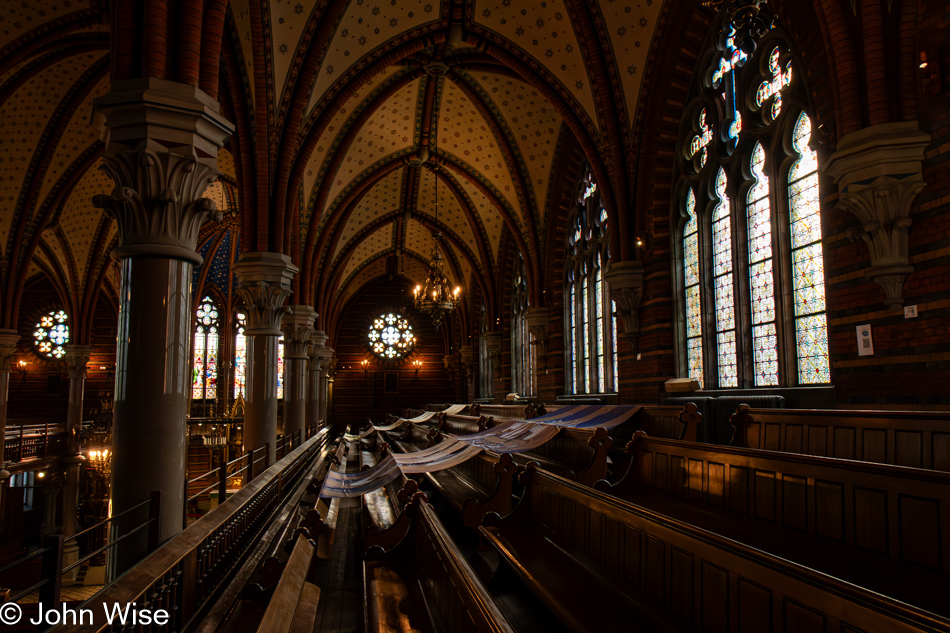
[307, 331, 329, 432]
[281, 306, 316, 445]
[321, 352, 336, 425]
[826, 122, 931, 310]
[92, 77, 233, 570]
[61, 345, 91, 584]
[0, 331, 18, 498]
[233, 252, 297, 475]
[459, 345, 475, 402]
[483, 331, 504, 403]
[525, 307, 550, 392]
[605, 261, 645, 352]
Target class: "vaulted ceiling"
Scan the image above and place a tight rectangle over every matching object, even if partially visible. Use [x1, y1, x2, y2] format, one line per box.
[0, 0, 669, 335]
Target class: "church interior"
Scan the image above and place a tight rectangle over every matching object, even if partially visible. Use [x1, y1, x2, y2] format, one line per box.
[1, 0, 949, 631]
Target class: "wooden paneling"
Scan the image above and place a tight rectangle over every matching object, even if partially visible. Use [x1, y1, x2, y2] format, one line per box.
[733, 408, 950, 472]
[634, 437, 950, 575]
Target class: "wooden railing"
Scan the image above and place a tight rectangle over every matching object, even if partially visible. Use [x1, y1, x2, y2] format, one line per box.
[46, 429, 329, 633]
[4, 421, 66, 462]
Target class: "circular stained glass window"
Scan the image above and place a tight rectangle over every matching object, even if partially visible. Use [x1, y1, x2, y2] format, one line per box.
[368, 313, 416, 360]
[34, 310, 69, 358]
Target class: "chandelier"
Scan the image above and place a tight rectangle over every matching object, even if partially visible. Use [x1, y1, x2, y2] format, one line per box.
[413, 78, 461, 330]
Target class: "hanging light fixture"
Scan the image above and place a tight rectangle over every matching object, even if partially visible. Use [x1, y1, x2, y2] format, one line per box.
[414, 64, 461, 331]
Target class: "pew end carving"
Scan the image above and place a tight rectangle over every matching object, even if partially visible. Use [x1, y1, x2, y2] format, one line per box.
[462, 453, 520, 528]
[562, 427, 613, 487]
[677, 402, 702, 442]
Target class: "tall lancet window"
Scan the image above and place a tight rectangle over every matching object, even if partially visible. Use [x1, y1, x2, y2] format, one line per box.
[565, 166, 618, 394]
[511, 255, 533, 396]
[789, 113, 830, 383]
[234, 312, 247, 399]
[674, 14, 830, 389]
[193, 297, 219, 400]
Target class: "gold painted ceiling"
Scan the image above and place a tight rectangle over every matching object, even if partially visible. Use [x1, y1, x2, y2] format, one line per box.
[0, 0, 668, 331]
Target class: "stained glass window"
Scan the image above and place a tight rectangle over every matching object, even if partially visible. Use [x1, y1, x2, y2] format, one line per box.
[566, 166, 618, 394]
[277, 336, 285, 399]
[747, 143, 778, 386]
[683, 190, 703, 386]
[789, 113, 830, 384]
[712, 168, 738, 388]
[368, 313, 416, 360]
[234, 312, 247, 399]
[33, 310, 69, 358]
[512, 255, 533, 396]
[756, 47, 792, 122]
[193, 297, 219, 400]
[675, 14, 830, 389]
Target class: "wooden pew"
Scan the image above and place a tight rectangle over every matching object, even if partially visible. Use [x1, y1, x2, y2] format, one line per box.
[600, 431, 950, 618]
[481, 462, 950, 633]
[364, 492, 515, 633]
[255, 533, 320, 633]
[730, 405, 950, 471]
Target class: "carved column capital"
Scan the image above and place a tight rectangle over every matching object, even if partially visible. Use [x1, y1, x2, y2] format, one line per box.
[63, 345, 93, 380]
[92, 78, 234, 263]
[233, 252, 299, 335]
[0, 330, 19, 370]
[525, 307, 550, 368]
[308, 330, 330, 371]
[826, 122, 931, 310]
[605, 260, 645, 350]
[282, 306, 317, 359]
[459, 345, 475, 372]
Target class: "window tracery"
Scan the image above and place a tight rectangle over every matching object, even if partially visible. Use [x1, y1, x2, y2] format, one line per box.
[675, 18, 830, 389]
[565, 167, 618, 394]
[193, 297, 219, 400]
[511, 255, 533, 396]
[33, 310, 69, 359]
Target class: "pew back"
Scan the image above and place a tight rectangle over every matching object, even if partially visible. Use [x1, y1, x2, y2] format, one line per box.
[508, 465, 950, 632]
[731, 406, 950, 471]
[631, 435, 950, 575]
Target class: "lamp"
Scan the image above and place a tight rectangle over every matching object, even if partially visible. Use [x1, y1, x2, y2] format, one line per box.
[413, 63, 462, 330]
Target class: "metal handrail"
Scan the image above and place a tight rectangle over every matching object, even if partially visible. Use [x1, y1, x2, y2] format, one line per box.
[10, 579, 48, 603]
[65, 496, 152, 544]
[0, 546, 50, 576]
[62, 518, 156, 575]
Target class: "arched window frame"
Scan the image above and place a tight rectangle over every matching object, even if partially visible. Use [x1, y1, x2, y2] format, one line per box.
[479, 303, 491, 399]
[234, 312, 247, 399]
[193, 296, 220, 401]
[565, 166, 619, 395]
[511, 254, 533, 396]
[673, 19, 831, 390]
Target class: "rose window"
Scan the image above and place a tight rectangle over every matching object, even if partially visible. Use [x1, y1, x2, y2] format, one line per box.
[368, 313, 416, 359]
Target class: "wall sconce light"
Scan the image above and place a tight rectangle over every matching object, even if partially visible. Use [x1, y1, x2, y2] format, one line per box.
[411, 359, 423, 374]
[14, 359, 27, 383]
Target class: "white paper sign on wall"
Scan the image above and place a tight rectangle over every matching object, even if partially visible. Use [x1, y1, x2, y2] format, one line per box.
[856, 324, 874, 357]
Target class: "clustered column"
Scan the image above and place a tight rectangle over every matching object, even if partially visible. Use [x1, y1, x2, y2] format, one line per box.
[282, 306, 316, 445]
[92, 78, 233, 571]
[483, 331, 504, 403]
[61, 344, 91, 583]
[459, 346, 475, 402]
[233, 252, 298, 475]
[307, 331, 329, 431]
